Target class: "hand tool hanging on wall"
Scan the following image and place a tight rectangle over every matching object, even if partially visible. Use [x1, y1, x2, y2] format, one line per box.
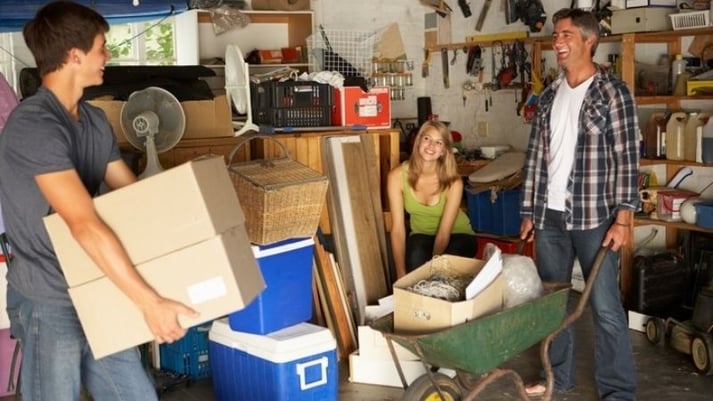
[422, 49, 431, 78]
[496, 42, 516, 89]
[490, 41, 501, 90]
[466, 45, 483, 76]
[441, 48, 450, 88]
[475, 0, 492, 31]
[458, 0, 472, 18]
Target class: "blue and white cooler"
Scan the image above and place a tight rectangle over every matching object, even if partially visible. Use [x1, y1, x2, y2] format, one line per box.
[209, 318, 338, 401]
[228, 237, 315, 334]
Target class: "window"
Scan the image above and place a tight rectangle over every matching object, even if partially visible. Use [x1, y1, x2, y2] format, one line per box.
[106, 19, 176, 66]
[0, 32, 17, 91]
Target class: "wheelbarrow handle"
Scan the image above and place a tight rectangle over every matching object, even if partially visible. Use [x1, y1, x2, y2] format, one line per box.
[537, 245, 612, 401]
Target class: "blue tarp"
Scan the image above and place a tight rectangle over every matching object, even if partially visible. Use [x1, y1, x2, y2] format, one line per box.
[0, 1, 189, 32]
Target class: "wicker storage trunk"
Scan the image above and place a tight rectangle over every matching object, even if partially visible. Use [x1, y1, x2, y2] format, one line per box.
[228, 136, 328, 245]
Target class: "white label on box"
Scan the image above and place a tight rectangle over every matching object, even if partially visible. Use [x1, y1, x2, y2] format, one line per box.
[187, 276, 227, 305]
[358, 104, 378, 117]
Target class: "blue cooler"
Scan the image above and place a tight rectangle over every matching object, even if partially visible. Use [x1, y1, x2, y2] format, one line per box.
[209, 319, 338, 401]
[228, 237, 314, 334]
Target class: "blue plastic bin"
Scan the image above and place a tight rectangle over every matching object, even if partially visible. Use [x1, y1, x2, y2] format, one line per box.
[466, 188, 522, 236]
[228, 237, 315, 334]
[159, 322, 211, 380]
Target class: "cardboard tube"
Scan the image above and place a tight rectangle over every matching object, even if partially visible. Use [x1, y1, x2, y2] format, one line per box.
[252, 0, 309, 11]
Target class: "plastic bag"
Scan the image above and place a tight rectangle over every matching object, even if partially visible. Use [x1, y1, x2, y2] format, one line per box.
[502, 253, 543, 308]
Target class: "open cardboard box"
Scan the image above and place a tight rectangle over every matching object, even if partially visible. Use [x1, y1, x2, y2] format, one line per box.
[393, 255, 504, 334]
[87, 94, 234, 144]
[43, 156, 264, 359]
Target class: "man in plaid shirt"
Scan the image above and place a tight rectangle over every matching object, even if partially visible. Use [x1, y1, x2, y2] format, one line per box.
[519, 8, 639, 401]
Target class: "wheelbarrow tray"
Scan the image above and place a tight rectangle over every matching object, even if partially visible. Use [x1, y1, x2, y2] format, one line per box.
[370, 282, 571, 376]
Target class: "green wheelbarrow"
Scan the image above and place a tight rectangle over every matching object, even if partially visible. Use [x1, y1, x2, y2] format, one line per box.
[369, 246, 610, 401]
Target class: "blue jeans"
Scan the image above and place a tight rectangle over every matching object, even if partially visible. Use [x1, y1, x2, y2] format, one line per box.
[6, 286, 158, 401]
[536, 209, 636, 401]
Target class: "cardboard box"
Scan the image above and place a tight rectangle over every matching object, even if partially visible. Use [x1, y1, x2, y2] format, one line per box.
[348, 350, 456, 388]
[69, 227, 264, 359]
[611, 7, 673, 34]
[393, 255, 504, 333]
[87, 94, 234, 143]
[332, 86, 391, 129]
[43, 156, 265, 358]
[44, 156, 244, 287]
[357, 325, 419, 361]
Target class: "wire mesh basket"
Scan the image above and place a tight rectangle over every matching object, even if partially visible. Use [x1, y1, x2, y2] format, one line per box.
[669, 10, 710, 30]
[307, 27, 378, 78]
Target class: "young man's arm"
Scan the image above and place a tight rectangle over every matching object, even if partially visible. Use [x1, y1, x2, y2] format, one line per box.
[36, 167, 197, 344]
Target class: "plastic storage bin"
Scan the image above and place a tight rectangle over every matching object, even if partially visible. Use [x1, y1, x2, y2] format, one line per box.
[251, 80, 333, 128]
[1, 328, 20, 397]
[466, 188, 522, 236]
[159, 323, 211, 380]
[209, 319, 338, 401]
[228, 237, 315, 334]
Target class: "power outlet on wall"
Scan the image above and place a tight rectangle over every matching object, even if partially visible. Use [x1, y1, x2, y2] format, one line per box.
[477, 120, 488, 137]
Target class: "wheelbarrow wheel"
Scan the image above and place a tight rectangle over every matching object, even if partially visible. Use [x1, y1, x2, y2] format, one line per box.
[690, 333, 713, 375]
[402, 372, 462, 401]
[645, 317, 665, 345]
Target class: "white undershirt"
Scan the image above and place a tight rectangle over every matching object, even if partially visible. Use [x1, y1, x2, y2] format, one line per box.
[547, 76, 593, 211]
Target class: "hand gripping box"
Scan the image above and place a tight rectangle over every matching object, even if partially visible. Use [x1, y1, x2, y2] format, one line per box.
[209, 319, 338, 401]
[228, 237, 315, 334]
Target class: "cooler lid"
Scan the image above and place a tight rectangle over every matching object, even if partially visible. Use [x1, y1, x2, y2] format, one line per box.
[251, 237, 314, 258]
[209, 318, 335, 363]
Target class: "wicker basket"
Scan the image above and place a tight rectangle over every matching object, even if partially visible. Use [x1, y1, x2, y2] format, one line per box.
[228, 135, 328, 245]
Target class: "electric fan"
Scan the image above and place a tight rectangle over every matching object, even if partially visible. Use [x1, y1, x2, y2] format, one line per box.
[224, 44, 259, 136]
[120, 86, 185, 179]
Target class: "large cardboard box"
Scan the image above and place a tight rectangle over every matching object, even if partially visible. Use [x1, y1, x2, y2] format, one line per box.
[357, 325, 419, 361]
[87, 94, 234, 143]
[393, 255, 504, 333]
[69, 228, 264, 359]
[43, 156, 265, 358]
[44, 156, 244, 287]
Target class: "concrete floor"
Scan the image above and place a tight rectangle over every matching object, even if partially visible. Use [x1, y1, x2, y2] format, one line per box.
[2, 304, 712, 401]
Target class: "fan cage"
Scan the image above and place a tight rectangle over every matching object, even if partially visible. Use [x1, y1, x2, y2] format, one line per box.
[307, 28, 377, 78]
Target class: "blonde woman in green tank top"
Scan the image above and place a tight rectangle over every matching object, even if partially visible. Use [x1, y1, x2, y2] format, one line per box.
[387, 120, 477, 279]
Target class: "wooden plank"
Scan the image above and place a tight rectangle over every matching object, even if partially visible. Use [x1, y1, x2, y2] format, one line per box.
[321, 136, 364, 323]
[359, 134, 392, 286]
[313, 238, 356, 358]
[342, 141, 389, 302]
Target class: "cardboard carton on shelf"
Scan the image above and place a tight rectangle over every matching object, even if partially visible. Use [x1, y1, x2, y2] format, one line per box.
[88, 94, 234, 143]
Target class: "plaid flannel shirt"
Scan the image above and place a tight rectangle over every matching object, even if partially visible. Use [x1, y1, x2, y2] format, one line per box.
[520, 65, 640, 230]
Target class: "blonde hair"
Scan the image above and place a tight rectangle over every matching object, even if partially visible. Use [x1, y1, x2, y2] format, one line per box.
[407, 120, 460, 190]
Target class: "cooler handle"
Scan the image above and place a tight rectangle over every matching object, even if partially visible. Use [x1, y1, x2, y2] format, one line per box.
[296, 356, 328, 390]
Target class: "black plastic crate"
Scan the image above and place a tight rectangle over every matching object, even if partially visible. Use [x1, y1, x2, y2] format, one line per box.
[251, 80, 333, 127]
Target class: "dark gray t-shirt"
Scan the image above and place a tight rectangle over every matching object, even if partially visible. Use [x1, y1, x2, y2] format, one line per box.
[0, 87, 121, 306]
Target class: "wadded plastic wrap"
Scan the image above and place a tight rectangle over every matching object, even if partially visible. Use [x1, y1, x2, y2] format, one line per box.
[502, 253, 543, 308]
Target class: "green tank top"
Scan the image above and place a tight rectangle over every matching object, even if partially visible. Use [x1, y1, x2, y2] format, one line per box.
[401, 164, 475, 235]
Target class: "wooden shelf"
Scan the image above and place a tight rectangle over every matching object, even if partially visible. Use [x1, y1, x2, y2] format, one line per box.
[634, 217, 713, 234]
